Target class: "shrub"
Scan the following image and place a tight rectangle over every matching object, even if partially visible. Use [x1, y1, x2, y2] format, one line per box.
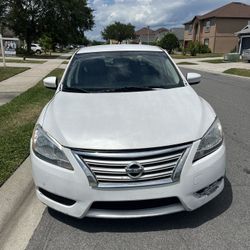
[188, 41, 211, 56]
[188, 41, 199, 56]
[182, 47, 187, 55]
[16, 47, 35, 56]
[149, 41, 158, 46]
[158, 33, 179, 54]
[16, 47, 27, 55]
[198, 43, 211, 53]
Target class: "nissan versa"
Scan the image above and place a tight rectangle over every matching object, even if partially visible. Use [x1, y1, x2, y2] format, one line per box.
[31, 45, 226, 218]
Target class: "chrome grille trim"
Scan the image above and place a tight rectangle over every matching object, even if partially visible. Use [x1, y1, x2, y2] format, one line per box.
[83, 153, 181, 166]
[89, 162, 176, 175]
[77, 144, 189, 159]
[73, 143, 191, 188]
[96, 170, 173, 182]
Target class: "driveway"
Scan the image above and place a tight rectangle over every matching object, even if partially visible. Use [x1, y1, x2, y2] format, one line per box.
[23, 68, 250, 250]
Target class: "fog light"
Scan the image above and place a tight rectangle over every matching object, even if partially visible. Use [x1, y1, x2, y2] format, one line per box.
[195, 177, 223, 198]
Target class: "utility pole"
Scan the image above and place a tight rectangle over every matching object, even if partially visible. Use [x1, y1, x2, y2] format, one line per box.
[0, 34, 6, 67]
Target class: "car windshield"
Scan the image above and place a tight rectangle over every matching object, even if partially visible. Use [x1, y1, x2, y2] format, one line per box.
[62, 51, 184, 93]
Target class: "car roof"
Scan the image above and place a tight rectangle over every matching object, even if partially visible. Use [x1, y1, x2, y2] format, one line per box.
[76, 44, 163, 54]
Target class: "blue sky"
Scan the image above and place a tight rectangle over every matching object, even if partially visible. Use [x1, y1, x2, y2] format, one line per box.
[86, 0, 250, 40]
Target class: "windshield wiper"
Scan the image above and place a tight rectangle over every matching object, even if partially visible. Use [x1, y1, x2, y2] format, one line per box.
[62, 87, 89, 93]
[63, 86, 167, 93]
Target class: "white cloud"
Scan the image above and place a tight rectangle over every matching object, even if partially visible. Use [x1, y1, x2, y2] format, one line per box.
[86, 0, 250, 40]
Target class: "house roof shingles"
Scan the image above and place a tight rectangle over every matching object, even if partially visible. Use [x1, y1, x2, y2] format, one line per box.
[201, 2, 250, 19]
[155, 28, 169, 33]
[135, 28, 155, 36]
[184, 2, 250, 24]
[136, 27, 169, 36]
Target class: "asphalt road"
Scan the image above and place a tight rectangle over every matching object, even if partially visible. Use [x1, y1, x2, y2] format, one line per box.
[26, 69, 250, 250]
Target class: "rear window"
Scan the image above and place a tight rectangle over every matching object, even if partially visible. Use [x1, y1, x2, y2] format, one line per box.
[62, 51, 184, 93]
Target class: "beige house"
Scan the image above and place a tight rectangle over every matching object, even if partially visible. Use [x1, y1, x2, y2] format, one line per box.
[183, 2, 250, 53]
[135, 27, 168, 44]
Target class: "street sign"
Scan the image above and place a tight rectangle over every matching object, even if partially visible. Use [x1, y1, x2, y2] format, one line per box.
[4, 39, 17, 56]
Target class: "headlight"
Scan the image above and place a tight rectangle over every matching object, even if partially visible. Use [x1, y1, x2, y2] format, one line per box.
[194, 118, 223, 161]
[32, 125, 73, 170]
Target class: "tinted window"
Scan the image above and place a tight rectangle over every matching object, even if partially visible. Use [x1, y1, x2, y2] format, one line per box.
[62, 51, 184, 93]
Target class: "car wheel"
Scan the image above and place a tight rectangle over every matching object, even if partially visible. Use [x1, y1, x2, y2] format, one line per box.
[36, 50, 42, 54]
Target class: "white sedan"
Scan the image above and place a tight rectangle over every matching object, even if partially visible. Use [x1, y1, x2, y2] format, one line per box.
[31, 45, 226, 218]
[31, 43, 42, 54]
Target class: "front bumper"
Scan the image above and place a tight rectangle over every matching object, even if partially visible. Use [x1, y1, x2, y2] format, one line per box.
[31, 140, 226, 218]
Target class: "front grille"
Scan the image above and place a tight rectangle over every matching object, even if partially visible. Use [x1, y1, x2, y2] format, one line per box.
[74, 144, 190, 188]
[91, 197, 180, 211]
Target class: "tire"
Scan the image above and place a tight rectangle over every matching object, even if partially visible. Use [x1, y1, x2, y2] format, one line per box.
[36, 50, 42, 54]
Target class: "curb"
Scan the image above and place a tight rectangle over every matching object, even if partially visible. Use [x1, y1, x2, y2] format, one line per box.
[0, 157, 33, 235]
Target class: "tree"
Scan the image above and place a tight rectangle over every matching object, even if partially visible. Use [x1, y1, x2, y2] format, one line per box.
[102, 22, 135, 43]
[158, 33, 179, 54]
[4, 0, 94, 53]
[38, 35, 53, 54]
[6, 0, 44, 53]
[0, 0, 7, 32]
[40, 0, 94, 49]
[91, 40, 106, 46]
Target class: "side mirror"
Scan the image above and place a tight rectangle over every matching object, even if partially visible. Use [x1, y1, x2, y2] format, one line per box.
[43, 76, 57, 89]
[186, 73, 201, 85]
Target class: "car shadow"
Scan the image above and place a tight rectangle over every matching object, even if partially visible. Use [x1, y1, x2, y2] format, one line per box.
[48, 177, 232, 233]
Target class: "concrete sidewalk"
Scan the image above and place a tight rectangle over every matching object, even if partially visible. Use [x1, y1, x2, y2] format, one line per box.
[0, 62, 45, 68]
[0, 59, 63, 106]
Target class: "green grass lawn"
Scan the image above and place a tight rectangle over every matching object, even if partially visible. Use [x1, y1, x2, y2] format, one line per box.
[5, 59, 46, 64]
[200, 59, 228, 64]
[172, 53, 223, 59]
[0, 68, 64, 186]
[223, 68, 250, 77]
[62, 61, 69, 64]
[177, 62, 198, 65]
[17, 54, 59, 59]
[0, 67, 30, 82]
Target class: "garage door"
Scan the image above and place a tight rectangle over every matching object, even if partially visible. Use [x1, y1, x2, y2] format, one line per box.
[241, 37, 250, 53]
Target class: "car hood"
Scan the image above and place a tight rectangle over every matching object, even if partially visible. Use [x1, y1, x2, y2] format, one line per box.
[42, 86, 215, 150]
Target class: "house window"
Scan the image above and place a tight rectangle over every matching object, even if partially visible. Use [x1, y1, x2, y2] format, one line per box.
[204, 38, 209, 46]
[188, 24, 192, 34]
[205, 20, 211, 32]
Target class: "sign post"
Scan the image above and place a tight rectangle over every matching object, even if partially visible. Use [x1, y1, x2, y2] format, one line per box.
[0, 34, 6, 68]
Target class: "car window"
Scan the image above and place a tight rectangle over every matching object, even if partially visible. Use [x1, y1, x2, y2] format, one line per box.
[62, 51, 184, 93]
